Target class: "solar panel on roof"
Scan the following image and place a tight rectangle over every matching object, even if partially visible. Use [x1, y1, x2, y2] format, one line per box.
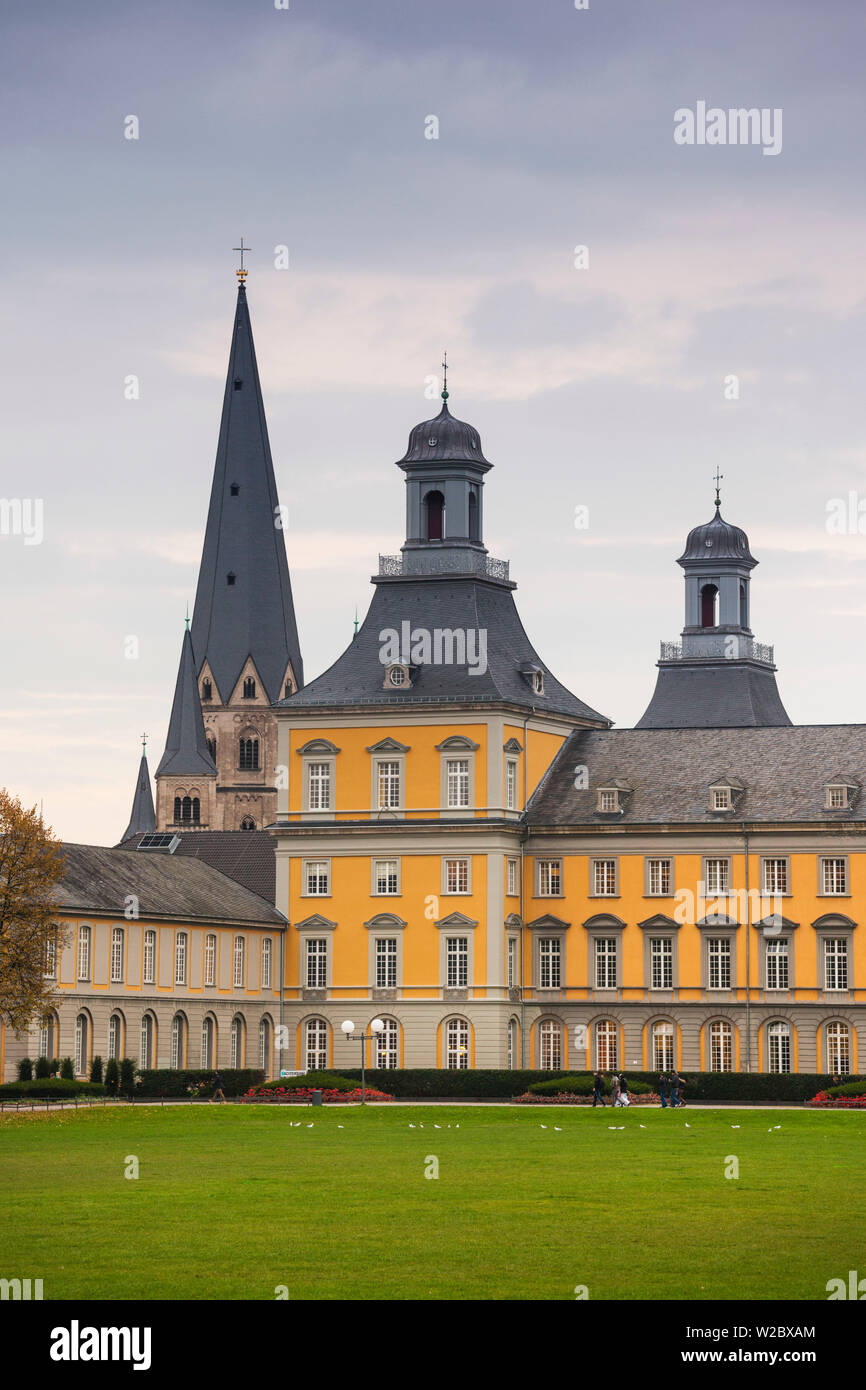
[136, 833, 180, 852]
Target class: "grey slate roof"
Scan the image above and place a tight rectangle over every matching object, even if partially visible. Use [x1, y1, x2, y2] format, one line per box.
[120, 753, 155, 843]
[278, 572, 611, 722]
[525, 724, 866, 826]
[679, 504, 757, 566]
[166, 830, 275, 905]
[56, 843, 284, 924]
[156, 628, 218, 778]
[636, 660, 791, 729]
[396, 400, 492, 466]
[191, 283, 303, 703]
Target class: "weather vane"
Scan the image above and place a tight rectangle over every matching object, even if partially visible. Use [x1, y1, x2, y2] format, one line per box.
[441, 350, 449, 401]
[140, 732, 148, 754]
[714, 466, 723, 509]
[234, 237, 251, 282]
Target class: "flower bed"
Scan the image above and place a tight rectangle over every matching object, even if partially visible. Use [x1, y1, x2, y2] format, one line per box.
[242, 1085, 394, 1104]
[806, 1091, 866, 1108]
[514, 1091, 660, 1106]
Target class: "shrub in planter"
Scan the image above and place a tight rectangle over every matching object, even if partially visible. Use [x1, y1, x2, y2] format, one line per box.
[134, 1068, 265, 1098]
[104, 1057, 119, 1095]
[35, 1055, 51, 1079]
[60, 1057, 74, 1080]
[528, 1074, 652, 1096]
[826, 1079, 866, 1098]
[17, 1058, 33, 1081]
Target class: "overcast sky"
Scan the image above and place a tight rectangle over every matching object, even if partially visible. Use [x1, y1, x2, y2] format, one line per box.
[1, 0, 865, 845]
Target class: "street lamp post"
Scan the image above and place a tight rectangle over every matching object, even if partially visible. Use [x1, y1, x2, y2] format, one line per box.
[340, 1018, 384, 1104]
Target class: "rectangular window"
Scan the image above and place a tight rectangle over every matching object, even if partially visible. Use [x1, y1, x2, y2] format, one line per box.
[599, 789, 618, 813]
[592, 859, 617, 896]
[305, 860, 330, 895]
[705, 859, 729, 895]
[538, 937, 561, 989]
[175, 932, 187, 986]
[712, 788, 731, 810]
[766, 939, 789, 990]
[306, 938, 328, 990]
[821, 858, 847, 895]
[232, 935, 245, 988]
[537, 859, 562, 896]
[375, 937, 397, 989]
[374, 859, 399, 895]
[307, 761, 331, 811]
[77, 928, 90, 981]
[506, 858, 519, 897]
[595, 937, 617, 990]
[444, 858, 469, 894]
[110, 927, 124, 983]
[204, 934, 216, 987]
[507, 937, 518, 988]
[261, 938, 272, 990]
[646, 858, 672, 896]
[824, 938, 848, 991]
[377, 760, 401, 810]
[446, 758, 470, 809]
[828, 785, 846, 809]
[708, 937, 732, 990]
[446, 937, 468, 988]
[505, 759, 518, 810]
[143, 930, 155, 985]
[650, 937, 673, 990]
[763, 858, 789, 896]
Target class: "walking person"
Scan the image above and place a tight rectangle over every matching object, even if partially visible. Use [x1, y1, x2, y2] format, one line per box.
[618, 1073, 630, 1107]
[211, 1070, 226, 1104]
[672, 1071, 686, 1108]
[658, 1072, 669, 1108]
[611, 1072, 621, 1107]
[592, 1070, 606, 1107]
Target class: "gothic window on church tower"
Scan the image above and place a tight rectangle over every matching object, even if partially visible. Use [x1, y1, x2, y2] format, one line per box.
[284, 680, 294, 698]
[227, 572, 236, 586]
[424, 489, 444, 541]
[206, 736, 216, 762]
[230, 482, 239, 496]
[240, 816, 256, 831]
[243, 677, 256, 699]
[202, 679, 212, 701]
[239, 737, 259, 771]
[700, 583, 718, 628]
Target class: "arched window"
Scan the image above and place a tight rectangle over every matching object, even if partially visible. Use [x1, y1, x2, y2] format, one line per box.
[652, 1020, 675, 1071]
[240, 816, 256, 831]
[239, 738, 259, 770]
[108, 1013, 123, 1061]
[284, 680, 294, 699]
[201, 1015, 216, 1069]
[708, 1019, 732, 1072]
[374, 1018, 399, 1070]
[39, 1012, 58, 1062]
[191, 797, 200, 823]
[233, 935, 246, 988]
[507, 1018, 519, 1070]
[243, 677, 256, 699]
[171, 1013, 187, 1069]
[230, 1016, 245, 1069]
[181, 796, 192, 821]
[305, 1018, 328, 1071]
[445, 1017, 469, 1070]
[202, 678, 212, 701]
[173, 796, 182, 823]
[739, 582, 747, 628]
[259, 1017, 272, 1073]
[700, 583, 718, 628]
[827, 1021, 850, 1074]
[77, 925, 91, 981]
[424, 489, 444, 541]
[539, 1019, 562, 1071]
[140, 1013, 155, 1069]
[468, 490, 479, 542]
[110, 926, 124, 983]
[767, 1021, 791, 1074]
[75, 1012, 90, 1077]
[204, 934, 216, 987]
[206, 736, 217, 762]
[596, 1019, 618, 1071]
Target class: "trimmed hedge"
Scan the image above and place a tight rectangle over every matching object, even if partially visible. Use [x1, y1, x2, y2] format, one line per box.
[255, 1072, 357, 1094]
[0, 1078, 107, 1099]
[333, 1068, 860, 1102]
[827, 1080, 866, 1098]
[135, 1068, 265, 1098]
[528, 1074, 653, 1096]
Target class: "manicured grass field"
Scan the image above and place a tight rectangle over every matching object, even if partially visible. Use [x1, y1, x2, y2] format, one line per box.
[0, 1104, 861, 1300]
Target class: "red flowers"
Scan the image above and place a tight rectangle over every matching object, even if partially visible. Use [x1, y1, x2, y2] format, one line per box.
[807, 1090, 866, 1108]
[241, 1085, 394, 1104]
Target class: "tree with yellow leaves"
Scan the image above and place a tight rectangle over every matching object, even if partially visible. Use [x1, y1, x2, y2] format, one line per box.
[0, 789, 66, 1031]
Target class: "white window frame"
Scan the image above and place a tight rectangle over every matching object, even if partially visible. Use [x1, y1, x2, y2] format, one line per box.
[303, 859, 331, 896]
[305, 938, 328, 990]
[261, 937, 272, 990]
[505, 758, 519, 811]
[538, 937, 562, 990]
[709, 1019, 733, 1072]
[446, 757, 471, 810]
[594, 936, 617, 990]
[506, 857, 519, 897]
[372, 858, 400, 896]
[375, 937, 398, 990]
[233, 934, 246, 989]
[820, 857, 848, 896]
[767, 1021, 791, 1074]
[77, 925, 91, 981]
[762, 857, 789, 896]
[174, 931, 188, 986]
[442, 857, 470, 895]
[536, 859, 562, 897]
[539, 1019, 562, 1070]
[305, 1018, 329, 1071]
[143, 929, 156, 985]
[110, 926, 125, 983]
[204, 933, 216, 987]
[645, 858, 672, 897]
[704, 857, 730, 896]
[445, 1017, 470, 1070]
[591, 858, 618, 897]
[707, 937, 732, 990]
[823, 937, 848, 991]
[650, 937, 673, 991]
[446, 936, 469, 989]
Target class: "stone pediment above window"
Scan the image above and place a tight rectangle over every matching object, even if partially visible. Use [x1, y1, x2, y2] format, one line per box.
[582, 912, 626, 930]
[294, 913, 337, 932]
[297, 739, 341, 756]
[366, 737, 411, 754]
[503, 738, 523, 753]
[696, 914, 740, 929]
[435, 735, 480, 752]
[434, 910, 479, 930]
[363, 912, 408, 931]
[756, 914, 799, 933]
[526, 913, 571, 931]
[812, 912, 857, 931]
[504, 912, 523, 929]
[637, 913, 682, 932]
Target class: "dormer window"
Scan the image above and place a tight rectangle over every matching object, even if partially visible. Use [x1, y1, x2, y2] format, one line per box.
[825, 784, 852, 811]
[243, 677, 256, 699]
[201, 679, 212, 701]
[708, 778, 744, 812]
[233, 378, 243, 391]
[532, 671, 544, 696]
[384, 663, 410, 690]
[598, 789, 619, 814]
[712, 787, 732, 811]
[227, 572, 236, 586]
[230, 482, 240, 496]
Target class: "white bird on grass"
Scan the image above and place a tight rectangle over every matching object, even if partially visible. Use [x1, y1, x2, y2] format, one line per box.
[639, 1124, 647, 1129]
[306, 1123, 314, 1128]
[685, 1123, 691, 1128]
[731, 1124, 740, 1129]
[554, 1126, 562, 1131]
[541, 1124, 548, 1129]
[434, 1124, 441, 1129]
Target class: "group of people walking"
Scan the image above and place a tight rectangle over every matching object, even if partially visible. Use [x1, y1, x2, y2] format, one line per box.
[590, 1070, 686, 1107]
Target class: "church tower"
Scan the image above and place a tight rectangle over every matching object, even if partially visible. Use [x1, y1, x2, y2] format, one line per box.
[155, 268, 304, 832]
[636, 483, 790, 728]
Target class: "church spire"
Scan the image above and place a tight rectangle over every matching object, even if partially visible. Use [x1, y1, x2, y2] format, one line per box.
[119, 738, 156, 843]
[156, 628, 217, 778]
[190, 277, 303, 704]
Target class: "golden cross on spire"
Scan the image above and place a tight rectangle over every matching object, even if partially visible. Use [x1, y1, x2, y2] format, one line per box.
[233, 237, 251, 282]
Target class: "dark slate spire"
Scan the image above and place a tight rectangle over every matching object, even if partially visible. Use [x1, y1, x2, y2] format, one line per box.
[156, 628, 218, 778]
[120, 743, 155, 843]
[190, 282, 303, 703]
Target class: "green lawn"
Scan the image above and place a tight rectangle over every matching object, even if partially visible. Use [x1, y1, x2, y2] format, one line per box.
[0, 1104, 861, 1300]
